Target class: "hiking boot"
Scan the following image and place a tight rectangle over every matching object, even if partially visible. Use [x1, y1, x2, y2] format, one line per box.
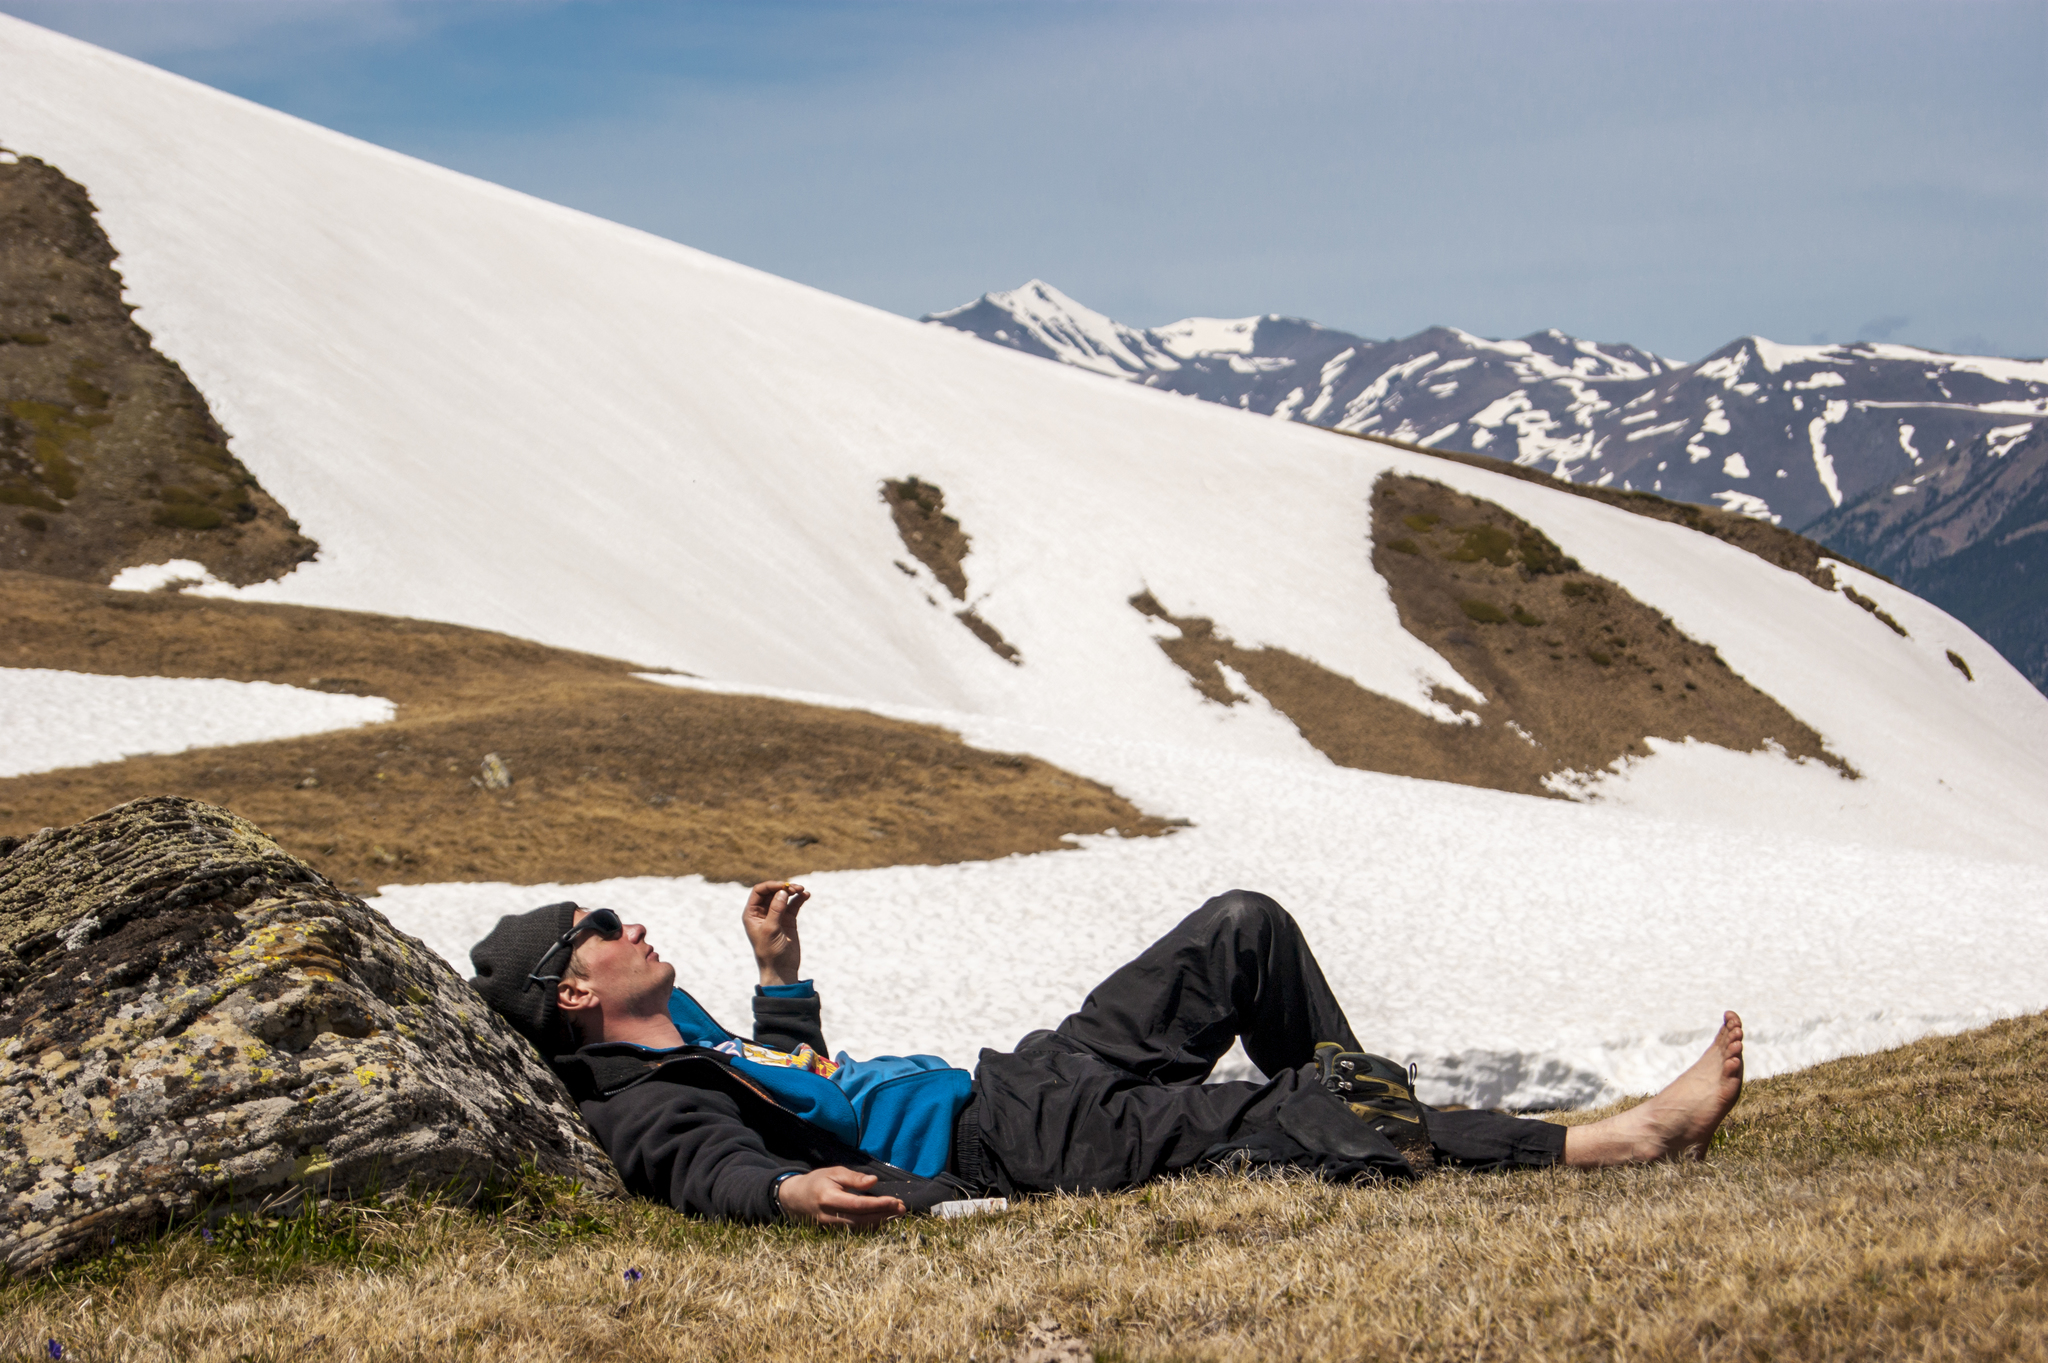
[1315, 1042, 1435, 1172]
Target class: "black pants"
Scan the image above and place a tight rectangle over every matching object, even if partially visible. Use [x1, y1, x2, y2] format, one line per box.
[956, 891, 1566, 1195]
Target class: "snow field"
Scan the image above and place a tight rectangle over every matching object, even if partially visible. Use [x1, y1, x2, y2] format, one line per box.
[380, 692, 2048, 1110]
[0, 668, 394, 778]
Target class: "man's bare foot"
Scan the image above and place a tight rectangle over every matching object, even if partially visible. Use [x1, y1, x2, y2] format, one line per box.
[1562, 1012, 1744, 1167]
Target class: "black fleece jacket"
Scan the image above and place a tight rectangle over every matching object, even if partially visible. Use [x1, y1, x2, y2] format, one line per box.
[551, 988, 967, 1221]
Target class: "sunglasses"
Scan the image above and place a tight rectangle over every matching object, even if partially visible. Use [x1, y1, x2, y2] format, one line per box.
[525, 907, 623, 990]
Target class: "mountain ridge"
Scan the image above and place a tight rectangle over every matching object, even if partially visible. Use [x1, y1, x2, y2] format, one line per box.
[927, 280, 2048, 688]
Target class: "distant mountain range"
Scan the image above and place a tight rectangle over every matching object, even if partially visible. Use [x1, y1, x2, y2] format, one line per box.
[927, 281, 2048, 689]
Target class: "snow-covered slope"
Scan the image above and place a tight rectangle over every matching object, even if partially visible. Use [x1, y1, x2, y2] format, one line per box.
[930, 284, 2048, 534]
[4, 15, 2047, 1103]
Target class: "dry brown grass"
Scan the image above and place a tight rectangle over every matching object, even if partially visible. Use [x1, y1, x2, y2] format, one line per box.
[0, 571, 1176, 890]
[4, 1012, 2041, 1362]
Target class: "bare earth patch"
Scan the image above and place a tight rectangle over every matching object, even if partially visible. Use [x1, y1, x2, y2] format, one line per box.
[3, 1012, 2039, 1361]
[0, 571, 1176, 890]
[1134, 474, 1848, 798]
[882, 475, 1022, 664]
[0, 150, 316, 585]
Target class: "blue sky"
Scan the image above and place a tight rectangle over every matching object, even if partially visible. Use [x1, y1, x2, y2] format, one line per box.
[4, 0, 2043, 360]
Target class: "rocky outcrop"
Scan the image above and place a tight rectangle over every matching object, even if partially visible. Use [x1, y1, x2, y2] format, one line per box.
[0, 796, 622, 1271]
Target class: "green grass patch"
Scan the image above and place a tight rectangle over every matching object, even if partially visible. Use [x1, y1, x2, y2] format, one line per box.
[0, 484, 62, 512]
[65, 376, 110, 409]
[1460, 599, 1508, 624]
[1446, 524, 1516, 567]
[152, 503, 226, 530]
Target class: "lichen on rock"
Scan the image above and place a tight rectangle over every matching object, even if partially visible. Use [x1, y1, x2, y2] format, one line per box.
[0, 796, 622, 1272]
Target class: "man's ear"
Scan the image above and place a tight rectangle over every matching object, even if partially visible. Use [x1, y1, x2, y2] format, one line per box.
[557, 974, 599, 1019]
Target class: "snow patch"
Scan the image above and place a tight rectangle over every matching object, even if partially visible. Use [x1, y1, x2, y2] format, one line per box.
[1335, 352, 1440, 430]
[1750, 337, 1844, 373]
[1699, 396, 1732, 437]
[0, 667, 393, 777]
[107, 558, 236, 595]
[1153, 314, 1263, 359]
[1808, 399, 1850, 506]
[1987, 424, 2035, 458]
[1710, 490, 1778, 521]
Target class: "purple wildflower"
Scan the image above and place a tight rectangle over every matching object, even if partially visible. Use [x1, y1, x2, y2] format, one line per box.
[48, 1341, 63, 1360]
[202, 1227, 215, 1245]
[623, 1267, 643, 1284]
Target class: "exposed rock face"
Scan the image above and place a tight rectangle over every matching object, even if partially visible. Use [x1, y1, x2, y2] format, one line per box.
[0, 796, 621, 1271]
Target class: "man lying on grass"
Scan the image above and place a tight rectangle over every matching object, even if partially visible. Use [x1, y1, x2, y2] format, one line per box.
[469, 888, 1744, 1229]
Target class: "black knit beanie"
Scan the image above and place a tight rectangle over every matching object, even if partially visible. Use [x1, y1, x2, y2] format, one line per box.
[469, 900, 581, 1060]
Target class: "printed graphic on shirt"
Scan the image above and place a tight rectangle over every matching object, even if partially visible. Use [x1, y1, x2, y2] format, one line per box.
[714, 1038, 841, 1079]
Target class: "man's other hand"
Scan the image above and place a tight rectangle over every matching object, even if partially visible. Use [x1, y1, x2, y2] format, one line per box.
[743, 880, 808, 987]
[776, 1167, 906, 1230]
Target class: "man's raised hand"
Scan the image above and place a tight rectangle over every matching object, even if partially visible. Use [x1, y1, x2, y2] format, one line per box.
[775, 1166, 906, 1230]
[743, 880, 808, 987]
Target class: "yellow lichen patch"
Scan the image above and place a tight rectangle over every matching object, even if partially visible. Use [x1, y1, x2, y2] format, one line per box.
[292, 1147, 333, 1181]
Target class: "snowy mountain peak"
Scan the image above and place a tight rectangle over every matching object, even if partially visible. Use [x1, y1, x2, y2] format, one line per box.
[929, 283, 2048, 533]
[926, 279, 1179, 378]
[927, 281, 1320, 378]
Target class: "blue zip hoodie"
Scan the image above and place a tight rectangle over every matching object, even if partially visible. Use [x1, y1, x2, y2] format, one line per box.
[654, 982, 973, 1177]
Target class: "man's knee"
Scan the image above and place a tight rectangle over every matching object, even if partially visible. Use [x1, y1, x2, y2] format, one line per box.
[1192, 889, 1294, 943]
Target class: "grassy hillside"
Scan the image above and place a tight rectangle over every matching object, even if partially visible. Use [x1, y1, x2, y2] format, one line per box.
[0, 152, 315, 585]
[3, 1010, 2039, 1361]
[0, 571, 1177, 889]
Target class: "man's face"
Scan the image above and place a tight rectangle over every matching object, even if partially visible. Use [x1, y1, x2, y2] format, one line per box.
[562, 908, 676, 1016]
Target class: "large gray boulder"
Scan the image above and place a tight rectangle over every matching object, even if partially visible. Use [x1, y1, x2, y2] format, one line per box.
[0, 796, 622, 1270]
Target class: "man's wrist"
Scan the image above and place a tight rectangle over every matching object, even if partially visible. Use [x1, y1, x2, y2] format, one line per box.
[772, 1170, 801, 1218]
[757, 957, 803, 987]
